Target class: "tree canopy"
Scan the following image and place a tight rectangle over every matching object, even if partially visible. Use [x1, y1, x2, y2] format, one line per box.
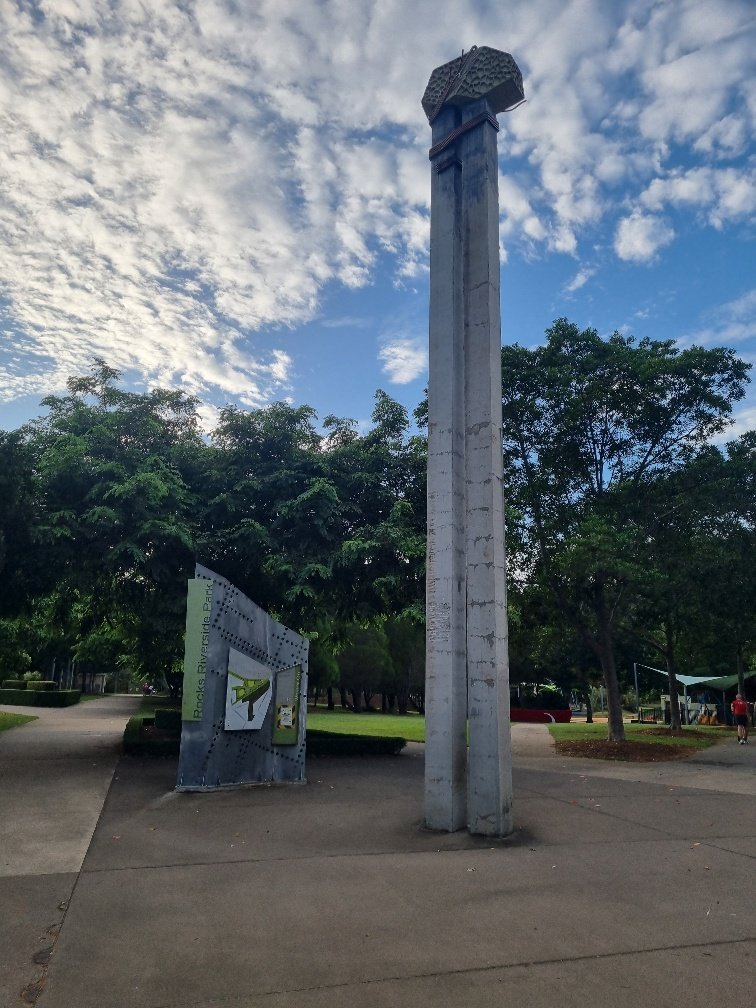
[501, 319, 751, 739]
[1, 323, 753, 735]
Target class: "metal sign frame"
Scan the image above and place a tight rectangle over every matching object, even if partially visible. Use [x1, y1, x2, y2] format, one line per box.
[176, 565, 308, 791]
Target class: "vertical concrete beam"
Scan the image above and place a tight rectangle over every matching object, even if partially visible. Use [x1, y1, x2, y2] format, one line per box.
[423, 46, 523, 836]
[424, 104, 468, 832]
[460, 99, 513, 835]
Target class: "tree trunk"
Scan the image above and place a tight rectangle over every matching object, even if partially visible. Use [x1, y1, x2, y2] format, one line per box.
[665, 618, 682, 731]
[327, 686, 334, 710]
[339, 686, 349, 709]
[351, 689, 361, 712]
[736, 647, 746, 697]
[584, 690, 593, 724]
[666, 664, 682, 731]
[593, 589, 625, 741]
[397, 686, 408, 715]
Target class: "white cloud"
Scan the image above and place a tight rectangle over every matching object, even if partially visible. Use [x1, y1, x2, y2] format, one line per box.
[563, 267, 595, 294]
[379, 336, 427, 384]
[321, 315, 372, 330]
[614, 211, 675, 262]
[727, 405, 756, 440]
[0, 0, 754, 410]
[640, 166, 756, 229]
[683, 289, 756, 347]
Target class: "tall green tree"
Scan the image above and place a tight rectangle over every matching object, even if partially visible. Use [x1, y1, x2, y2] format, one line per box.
[679, 436, 756, 695]
[384, 615, 425, 714]
[501, 319, 750, 740]
[0, 429, 44, 616]
[336, 623, 393, 711]
[202, 401, 334, 625]
[323, 391, 426, 623]
[21, 360, 204, 683]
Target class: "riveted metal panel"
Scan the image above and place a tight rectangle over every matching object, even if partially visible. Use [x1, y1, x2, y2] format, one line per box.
[176, 565, 308, 791]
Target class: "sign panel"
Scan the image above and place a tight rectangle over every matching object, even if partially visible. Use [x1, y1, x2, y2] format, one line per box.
[177, 565, 309, 790]
[272, 664, 303, 745]
[224, 648, 273, 731]
[180, 577, 214, 722]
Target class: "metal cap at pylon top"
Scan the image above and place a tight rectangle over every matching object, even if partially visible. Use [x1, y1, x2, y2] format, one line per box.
[422, 46, 525, 124]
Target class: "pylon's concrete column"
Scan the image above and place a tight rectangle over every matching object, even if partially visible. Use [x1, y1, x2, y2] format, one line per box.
[424, 101, 468, 832]
[422, 47, 524, 836]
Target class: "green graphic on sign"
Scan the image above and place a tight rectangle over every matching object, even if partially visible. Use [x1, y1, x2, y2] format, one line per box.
[181, 578, 214, 722]
[229, 672, 270, 709]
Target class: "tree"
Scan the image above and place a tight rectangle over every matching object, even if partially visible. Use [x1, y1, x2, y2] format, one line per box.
[336, 624, 393, 711]
[323, 391, 426, 624]
[306, 625, 341, 709]
[201, 401, 330, 625]
[630, 436, 756, 724]
[18, 360, 204, 685]
[501, 319, 750, 740]
[678, 438, 756, 696]
[202, 391, 426, 632]
[384, 615, 425, 714]
[0, 430, 45, 616]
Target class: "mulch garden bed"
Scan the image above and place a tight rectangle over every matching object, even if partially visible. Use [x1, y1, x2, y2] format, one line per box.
[554, 739, 695, 761]
[555, 725, 736, 761]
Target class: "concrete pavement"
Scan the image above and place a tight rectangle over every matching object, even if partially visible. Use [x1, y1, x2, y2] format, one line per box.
[1, 708, 754, 1008]
[0, 695, 140, 1006]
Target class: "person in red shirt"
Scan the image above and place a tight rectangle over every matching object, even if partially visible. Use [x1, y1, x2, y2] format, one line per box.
[730, 694, 749, 744]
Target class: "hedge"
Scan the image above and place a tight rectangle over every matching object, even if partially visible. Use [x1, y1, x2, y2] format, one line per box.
[306, 730, 406, 757]
[122, 721, 407, 758]
[154, 708, 182, 734]
[0, 689, 81, 707]
[26, 680, 57, 692]
[1, 680, 26, 690]
[123, 714, 179, 756]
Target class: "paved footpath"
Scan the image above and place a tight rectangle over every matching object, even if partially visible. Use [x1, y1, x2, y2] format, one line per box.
[1, 711, 754, 1008]
[0, 696, 140, 1006]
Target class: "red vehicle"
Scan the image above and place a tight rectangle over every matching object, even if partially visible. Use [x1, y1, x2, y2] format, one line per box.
[510, 685, 572, 723]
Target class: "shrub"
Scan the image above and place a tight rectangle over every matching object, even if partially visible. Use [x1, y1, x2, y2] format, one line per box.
[305, 729, 406, 756]
[0, 689, 80, 707]
[0, 688, 30, 704]
[23, 671, 43, 682]
[42, 690, 81, 707]
[26, 680, 57, 692]
[121, 722, 407, 759]
[154, 708, 182, 734]
[123, 715, 179, 756]
[1, 679, 26, 689]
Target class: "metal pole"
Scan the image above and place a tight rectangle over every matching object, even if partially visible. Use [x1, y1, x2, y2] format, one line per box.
[633, 662, 640, 719]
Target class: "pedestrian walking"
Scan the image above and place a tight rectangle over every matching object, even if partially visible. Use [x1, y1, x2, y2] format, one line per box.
[730, 694, 749, 744]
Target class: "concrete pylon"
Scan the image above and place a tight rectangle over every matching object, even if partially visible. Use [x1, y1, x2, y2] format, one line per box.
[422, 47, 524, 836]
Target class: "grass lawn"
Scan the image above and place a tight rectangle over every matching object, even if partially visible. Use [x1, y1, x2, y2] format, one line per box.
[549, 721, 724, 750]
[0, 711, 37, 732]
[307, 707, 426, 742]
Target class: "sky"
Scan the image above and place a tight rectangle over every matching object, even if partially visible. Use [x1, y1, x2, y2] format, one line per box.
[0, 0, 754, 436]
